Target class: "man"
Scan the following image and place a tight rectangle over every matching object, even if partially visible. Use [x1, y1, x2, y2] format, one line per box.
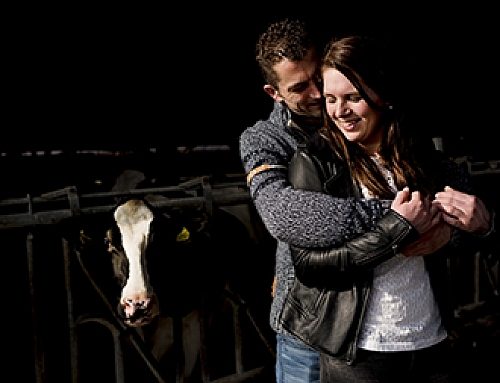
[239, 19, 498, 383]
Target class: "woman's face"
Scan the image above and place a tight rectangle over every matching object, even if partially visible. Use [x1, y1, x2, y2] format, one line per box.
[323, 68, 385, 155]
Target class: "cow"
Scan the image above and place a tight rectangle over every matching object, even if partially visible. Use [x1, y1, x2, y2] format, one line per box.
[72, 169, 276, 382]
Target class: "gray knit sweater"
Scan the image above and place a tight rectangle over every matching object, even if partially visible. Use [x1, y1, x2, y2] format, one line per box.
[239, 102, 391, 335]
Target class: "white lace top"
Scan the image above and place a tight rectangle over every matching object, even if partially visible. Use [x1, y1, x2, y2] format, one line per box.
[357, 156, 447, 351]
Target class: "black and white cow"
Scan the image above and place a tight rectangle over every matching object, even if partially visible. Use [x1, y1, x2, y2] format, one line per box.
[75, 170, 275, 382]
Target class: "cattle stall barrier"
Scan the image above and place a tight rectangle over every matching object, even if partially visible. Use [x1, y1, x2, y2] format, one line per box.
[5, 176, 276, 383]
[6, 160, 500, 383]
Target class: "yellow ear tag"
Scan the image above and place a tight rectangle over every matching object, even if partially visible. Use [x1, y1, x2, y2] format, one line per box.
[176, 227, 190, 242]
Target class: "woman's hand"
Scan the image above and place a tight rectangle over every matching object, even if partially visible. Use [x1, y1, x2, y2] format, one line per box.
[391, 187, 442, 235]
[391, 187, 451, 256]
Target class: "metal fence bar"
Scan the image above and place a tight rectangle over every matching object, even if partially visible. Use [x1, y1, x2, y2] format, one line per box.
[11, 177, 268, 383]
[27, 231, 45, 383]
[199, 294, 210, 383]
[76, 316, 126, 383]
[0, 182, 251, 230]
[173, 315, 185, 383]
[62, 237, 78, 383]
[233, 302, 244, 375]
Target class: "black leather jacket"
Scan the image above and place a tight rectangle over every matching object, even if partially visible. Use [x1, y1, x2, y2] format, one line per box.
[279, 133, 462, 365]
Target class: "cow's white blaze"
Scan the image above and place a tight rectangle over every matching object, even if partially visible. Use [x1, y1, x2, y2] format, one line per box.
[114, 200, 154, 300]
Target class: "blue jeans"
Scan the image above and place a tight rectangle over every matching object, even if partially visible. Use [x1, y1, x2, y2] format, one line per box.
[276, 333, 320, 383]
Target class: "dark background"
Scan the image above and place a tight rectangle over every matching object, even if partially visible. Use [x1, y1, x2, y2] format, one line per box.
[2, 4, 498, 197]
[5, 5, 499, 382]
[5, 5, 497, 152]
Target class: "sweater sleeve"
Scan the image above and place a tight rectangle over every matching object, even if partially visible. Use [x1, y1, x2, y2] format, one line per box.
[239, 122, 392, 248]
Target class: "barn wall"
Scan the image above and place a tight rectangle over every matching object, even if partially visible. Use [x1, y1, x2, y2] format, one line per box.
[4, 5, 498, 157]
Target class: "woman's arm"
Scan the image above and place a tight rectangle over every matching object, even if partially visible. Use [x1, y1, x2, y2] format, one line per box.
[291, 210, 419, 287]
[288, 145, 453, 288]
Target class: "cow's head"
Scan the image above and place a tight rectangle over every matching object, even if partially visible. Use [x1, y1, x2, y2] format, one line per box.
[104, 196, 201, 326]
[105, 199, 158, 326]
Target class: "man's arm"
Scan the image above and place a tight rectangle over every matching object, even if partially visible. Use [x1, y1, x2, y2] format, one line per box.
[239, 124, 392, 248]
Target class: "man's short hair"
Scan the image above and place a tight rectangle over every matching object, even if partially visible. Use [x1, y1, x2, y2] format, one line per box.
[255, 19, 314, 88]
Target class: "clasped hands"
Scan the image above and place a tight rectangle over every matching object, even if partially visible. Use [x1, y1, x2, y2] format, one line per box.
[391, 186, 491, 257]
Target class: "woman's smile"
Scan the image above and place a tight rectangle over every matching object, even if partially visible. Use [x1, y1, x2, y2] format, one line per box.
[337, 119, 360, 131]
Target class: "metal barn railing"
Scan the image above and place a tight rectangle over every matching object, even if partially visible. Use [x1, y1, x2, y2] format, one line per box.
[5, 176, 275, 383]
[6, 160, 500, 383]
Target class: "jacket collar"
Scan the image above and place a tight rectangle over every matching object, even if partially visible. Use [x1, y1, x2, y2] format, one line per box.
[269, 101, 322, 137]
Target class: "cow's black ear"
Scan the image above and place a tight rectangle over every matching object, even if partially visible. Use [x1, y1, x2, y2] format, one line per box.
[111, 169, 146, 205]
[112, 169, 146, 191]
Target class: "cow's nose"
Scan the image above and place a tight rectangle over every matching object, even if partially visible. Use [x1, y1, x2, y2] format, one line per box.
[119, 292, 159, 326]
[120, 293, 151, 316]
[125, 297, 150, 308]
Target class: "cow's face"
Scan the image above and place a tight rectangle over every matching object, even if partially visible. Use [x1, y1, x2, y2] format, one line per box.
[104, 195, 221, 325]
[106, 199, 160, 326]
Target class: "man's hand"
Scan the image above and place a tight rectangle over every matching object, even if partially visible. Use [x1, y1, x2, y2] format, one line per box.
[434, 186, 492, 234]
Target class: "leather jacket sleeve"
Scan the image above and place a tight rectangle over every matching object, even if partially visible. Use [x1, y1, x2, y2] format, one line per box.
[288, 140, 419, 288]
[291, 210, 419, 287]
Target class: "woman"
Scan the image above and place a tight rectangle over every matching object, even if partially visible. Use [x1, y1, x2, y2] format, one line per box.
[279, 35, 476, 382]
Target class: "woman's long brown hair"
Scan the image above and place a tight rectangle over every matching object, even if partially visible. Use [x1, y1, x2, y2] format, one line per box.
[320, 35, 436, 198]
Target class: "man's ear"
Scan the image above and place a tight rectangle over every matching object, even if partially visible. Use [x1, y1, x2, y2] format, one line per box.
[264, 85, 282, 102]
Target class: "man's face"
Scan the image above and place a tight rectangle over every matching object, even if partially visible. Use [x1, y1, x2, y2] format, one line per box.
[264, 48, 323, 118]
